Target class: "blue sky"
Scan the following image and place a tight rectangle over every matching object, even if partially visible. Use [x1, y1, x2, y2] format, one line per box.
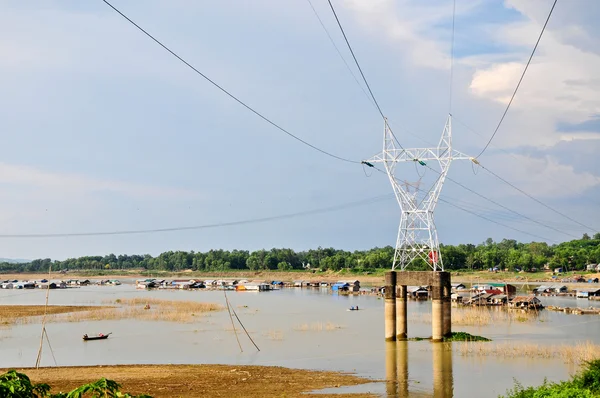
[0, 0, 599, 260]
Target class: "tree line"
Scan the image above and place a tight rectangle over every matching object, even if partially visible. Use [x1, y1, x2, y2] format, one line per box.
[1, 234, 599, 274]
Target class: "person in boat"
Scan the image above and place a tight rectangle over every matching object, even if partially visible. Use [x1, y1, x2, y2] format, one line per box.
[99, 333, 103, 337]
[356, 306, 359, 310]
[83, 334, 88, 339]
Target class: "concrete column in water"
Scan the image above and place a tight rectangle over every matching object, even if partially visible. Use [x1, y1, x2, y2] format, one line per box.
[431, 285, 444, 342]
[397, 340, 409, 397]
[442, 284, 452, 337]
[384, 271, 397, 341]
[432, 341, 454, 398]
[385, 341, 398, 398]
[396, 285, 407, 340]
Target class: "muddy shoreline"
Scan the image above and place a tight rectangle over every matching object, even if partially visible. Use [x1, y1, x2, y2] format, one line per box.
[3, 364, 376, 398]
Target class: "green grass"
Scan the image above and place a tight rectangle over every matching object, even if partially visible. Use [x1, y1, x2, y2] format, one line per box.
[501, 359, 600, 397]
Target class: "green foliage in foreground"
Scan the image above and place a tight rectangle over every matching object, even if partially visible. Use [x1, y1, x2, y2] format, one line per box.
[0, 369, 151, 398]
[443, 332, 491, 342]
[501, 359, 600, 398]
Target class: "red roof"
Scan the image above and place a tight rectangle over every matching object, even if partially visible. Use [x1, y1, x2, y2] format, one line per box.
[483, 289, 503, 295]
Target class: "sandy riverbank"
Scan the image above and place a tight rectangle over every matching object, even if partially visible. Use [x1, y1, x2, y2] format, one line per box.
[4, 364, 376, 398]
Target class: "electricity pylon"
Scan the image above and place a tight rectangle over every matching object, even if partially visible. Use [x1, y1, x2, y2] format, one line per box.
[365, 115, 473, 271]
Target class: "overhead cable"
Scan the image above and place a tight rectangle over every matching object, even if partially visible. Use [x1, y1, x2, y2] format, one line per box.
[326, 0, 385, 120]
[479, 165, 598, 233]
[371, 166, 557, 242]
[475, 0, 558, 158]
[304, 0, 376, 110]
[101, 0, 358, 164]
[326, 0, 406, 150]
[421, 164, 579, 239]
[448, 0, 456, 114]
[0, 194, 393, 239]
[438, 197, 557, 242]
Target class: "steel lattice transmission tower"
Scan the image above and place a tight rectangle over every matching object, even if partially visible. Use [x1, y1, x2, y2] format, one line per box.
[366, 115, 472, 271]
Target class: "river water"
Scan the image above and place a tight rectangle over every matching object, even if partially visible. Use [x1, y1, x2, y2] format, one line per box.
[1, 285, 599, 397]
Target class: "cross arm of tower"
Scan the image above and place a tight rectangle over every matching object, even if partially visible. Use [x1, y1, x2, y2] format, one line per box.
[365, 148, 473, 164]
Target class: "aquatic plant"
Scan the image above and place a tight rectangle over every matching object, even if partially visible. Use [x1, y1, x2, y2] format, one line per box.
[443, 332, 490, 342]
[501, 359, 600, 398]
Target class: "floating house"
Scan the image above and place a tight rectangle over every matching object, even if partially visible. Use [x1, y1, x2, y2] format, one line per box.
[576, 288, 600, 299]
[236, 283, 273, 292]
[533, 285, 568, 295]
[509, 295, 543, 310]
[407, 286, 429, 300]
[451, 283, 466, 291]
[486, 283, 517, 295]
[331, 282, 350, 292]
[136, 279, 157, 289]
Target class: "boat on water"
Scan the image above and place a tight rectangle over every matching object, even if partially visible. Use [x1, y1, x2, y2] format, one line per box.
[83, 333, 111, 341]
[347, 306, 361, 311]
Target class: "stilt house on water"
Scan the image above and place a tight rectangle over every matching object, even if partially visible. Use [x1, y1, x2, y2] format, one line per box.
[407, 286, 429, 300]
[509, 296, 543, 310]
[576, 288, 600, 299]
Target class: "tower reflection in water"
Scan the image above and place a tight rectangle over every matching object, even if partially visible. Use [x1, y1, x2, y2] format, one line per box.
[385, 341, 453, 397]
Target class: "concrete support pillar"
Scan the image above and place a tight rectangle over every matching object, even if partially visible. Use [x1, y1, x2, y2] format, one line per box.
[384, 271, 397, 341]
[396, 285, 407, 340]
[432, 342, 454, 398]
[442, 296, 452, 337]
[385, 342, 398, 398]
[397, 340, 409, 397]
[431, 286, 443, 342]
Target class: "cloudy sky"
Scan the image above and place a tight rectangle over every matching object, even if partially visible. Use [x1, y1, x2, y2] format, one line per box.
[0, 0, 598, 260]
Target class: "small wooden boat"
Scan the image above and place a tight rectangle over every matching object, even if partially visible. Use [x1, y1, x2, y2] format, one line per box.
[347, 307, 361, 311]
[83, 333, 111, 341]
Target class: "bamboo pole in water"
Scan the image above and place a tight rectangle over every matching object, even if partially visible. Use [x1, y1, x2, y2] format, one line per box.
[35, 265, 52, 368]
[224, 289, 243, 352]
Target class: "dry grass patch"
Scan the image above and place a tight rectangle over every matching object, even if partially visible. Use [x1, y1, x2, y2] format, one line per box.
[410, 307, 546, 326]
[456, 341, 600, 364]
[51, 298, 222, 323]
[263, 329, 284, 341]
[294, 322, 345, 332]
[0, 305, 108, 326]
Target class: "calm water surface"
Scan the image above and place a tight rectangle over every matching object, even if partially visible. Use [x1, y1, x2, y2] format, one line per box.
[1, 285, 599, 397]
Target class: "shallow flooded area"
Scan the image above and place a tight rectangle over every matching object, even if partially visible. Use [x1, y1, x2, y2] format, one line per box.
[2, 285, 600, 397]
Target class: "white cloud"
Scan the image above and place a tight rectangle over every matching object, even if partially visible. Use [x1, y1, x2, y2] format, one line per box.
[466, 3, 600, 147]
[341, 0, 458, 70]
[485, 154, 600, 198]
[0, 162, 196, 199]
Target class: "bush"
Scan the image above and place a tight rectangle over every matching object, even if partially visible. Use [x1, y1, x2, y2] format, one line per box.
[501, 360, 600, 398]
[0, 370, 152, 398]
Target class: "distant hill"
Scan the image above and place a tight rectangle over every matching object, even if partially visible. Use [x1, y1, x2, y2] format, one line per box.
[0, 258, 30, 264]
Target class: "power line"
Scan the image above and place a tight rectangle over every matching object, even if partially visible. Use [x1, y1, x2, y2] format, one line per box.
[454, 114, 600, 209]
[476, 0, 558, 159]
[304, 0, 376, 110]
[0, 194, 393, 239]
[438, 197, 556, 242]
[479, 164, 597, 233]
[448, 0, 456, 115]
[100, 0, 358, 165]
[326, 0, 385, 120]
[429, 164, 580, 238]
[370, 165, 558, 242]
